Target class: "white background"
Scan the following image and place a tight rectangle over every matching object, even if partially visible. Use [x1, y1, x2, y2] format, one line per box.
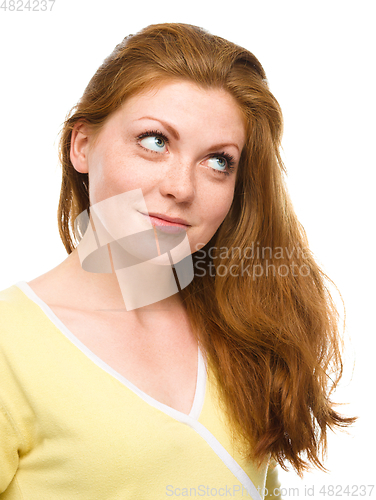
[0, 0, 375, 496]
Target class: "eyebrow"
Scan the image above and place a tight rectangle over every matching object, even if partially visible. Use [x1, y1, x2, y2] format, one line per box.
[135, 116, 240, 153]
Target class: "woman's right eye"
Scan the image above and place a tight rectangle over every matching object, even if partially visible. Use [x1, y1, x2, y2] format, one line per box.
[137, 131, 169, 153]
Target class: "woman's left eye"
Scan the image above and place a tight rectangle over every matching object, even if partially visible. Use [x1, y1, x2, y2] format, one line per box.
[137, 130, 168, 153]
[206, 153, 235, 176]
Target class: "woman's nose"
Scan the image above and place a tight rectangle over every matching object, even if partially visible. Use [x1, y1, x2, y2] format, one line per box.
[159, 161, 196, 203]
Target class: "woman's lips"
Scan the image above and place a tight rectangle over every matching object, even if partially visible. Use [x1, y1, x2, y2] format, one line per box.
[140, 213, 189, 234]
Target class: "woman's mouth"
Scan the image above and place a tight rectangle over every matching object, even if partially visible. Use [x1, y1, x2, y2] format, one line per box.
[140, 212, 190, 234]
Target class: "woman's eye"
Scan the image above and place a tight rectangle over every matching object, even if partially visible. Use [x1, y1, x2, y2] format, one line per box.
[139, 135, 167, 153]
[207, 156, 227, 172]
[204, 153, 235, 176]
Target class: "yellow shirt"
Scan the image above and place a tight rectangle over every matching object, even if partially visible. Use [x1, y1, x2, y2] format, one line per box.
[0, 282, 283, 499]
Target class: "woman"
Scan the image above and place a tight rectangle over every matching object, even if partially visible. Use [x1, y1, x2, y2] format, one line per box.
[0, 23, 354, 499]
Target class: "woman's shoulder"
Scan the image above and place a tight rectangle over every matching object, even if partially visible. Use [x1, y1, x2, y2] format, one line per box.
[0, 281, 50, 346]
[0, 282, 23, 300]
[0, 282, 29, 321]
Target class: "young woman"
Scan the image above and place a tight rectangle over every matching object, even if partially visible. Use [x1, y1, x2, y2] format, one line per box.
[0, 23, 355, 499]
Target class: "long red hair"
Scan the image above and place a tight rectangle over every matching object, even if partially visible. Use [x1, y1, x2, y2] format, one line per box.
[57, 22, 355, 475]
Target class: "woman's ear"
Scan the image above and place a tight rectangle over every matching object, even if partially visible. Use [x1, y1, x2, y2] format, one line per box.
[70, 122, 92, 174]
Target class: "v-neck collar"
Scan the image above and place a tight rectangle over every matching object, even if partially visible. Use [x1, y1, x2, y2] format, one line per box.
[15, 280, 207, 422]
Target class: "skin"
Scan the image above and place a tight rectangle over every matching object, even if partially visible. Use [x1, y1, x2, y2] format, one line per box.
[26, 80, 246, 413]
[29, 79, 247, 319]
[68, 79, 246, 316]
[74, 80, 246, 253]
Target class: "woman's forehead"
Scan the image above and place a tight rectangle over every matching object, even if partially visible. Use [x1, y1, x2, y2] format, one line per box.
[119, 80, 247, 139]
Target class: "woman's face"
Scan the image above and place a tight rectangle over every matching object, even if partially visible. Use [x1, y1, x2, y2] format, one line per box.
[71, 79, 246, 254]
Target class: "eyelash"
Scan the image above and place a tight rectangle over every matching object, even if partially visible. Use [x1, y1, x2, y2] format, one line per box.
[136, 129, 236, 176]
